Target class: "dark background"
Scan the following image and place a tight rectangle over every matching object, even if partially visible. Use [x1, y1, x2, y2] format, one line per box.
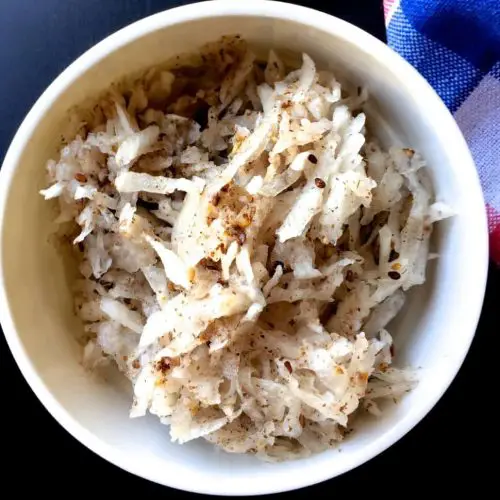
[0, 0, 497, 496]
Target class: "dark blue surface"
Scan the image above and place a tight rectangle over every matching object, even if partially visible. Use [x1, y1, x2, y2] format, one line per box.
[0, 1, 496, 497]
[0, 0, 192, 156]
[0, 0, 386, 159]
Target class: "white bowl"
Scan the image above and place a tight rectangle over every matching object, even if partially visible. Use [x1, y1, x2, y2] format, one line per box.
[0, 0, 488, 495]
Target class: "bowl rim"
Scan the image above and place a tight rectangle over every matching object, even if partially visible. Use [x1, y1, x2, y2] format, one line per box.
[0, 0, 488, 495]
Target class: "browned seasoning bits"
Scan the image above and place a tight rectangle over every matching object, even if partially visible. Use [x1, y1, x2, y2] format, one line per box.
[155, 356, 180, 374]
[225, 225, 246, 245]
[299, 414, 306, 427]
[210, 193, 221, 206]
[315, 178, 326, 188]
[155, 357, 171, 374]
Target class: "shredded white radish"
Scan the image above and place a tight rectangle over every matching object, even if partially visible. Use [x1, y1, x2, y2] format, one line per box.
[41, 36, 451, 461]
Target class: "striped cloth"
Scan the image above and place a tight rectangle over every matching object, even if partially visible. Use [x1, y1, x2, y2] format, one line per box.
[384, 0, 500, 264]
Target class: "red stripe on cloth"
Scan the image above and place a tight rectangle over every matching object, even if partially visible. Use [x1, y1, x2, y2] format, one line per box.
[487, 205, 500, 263]
[383, 0, 396, 17]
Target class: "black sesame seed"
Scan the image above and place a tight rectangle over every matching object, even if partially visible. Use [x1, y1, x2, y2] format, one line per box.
[389, 249, 400, 262]
[308, 153, 318, 164]
[388, 271, 401, 280]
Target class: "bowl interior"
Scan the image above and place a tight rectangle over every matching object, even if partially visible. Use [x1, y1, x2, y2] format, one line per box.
[0, 9, 487, 496]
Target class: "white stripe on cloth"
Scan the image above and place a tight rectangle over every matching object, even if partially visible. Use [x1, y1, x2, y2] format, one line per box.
[384, 0, 401, 26]
[454, 72, 500, 212]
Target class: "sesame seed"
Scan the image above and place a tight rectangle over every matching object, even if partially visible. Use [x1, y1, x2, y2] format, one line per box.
[308, 153, 318, 164]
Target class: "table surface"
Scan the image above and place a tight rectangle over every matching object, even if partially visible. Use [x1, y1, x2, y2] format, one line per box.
[0, 0, 497, 496]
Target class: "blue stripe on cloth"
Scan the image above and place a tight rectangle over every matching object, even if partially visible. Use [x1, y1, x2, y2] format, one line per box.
[387, 8, 482, 112]
[399, 0, 500, 73]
